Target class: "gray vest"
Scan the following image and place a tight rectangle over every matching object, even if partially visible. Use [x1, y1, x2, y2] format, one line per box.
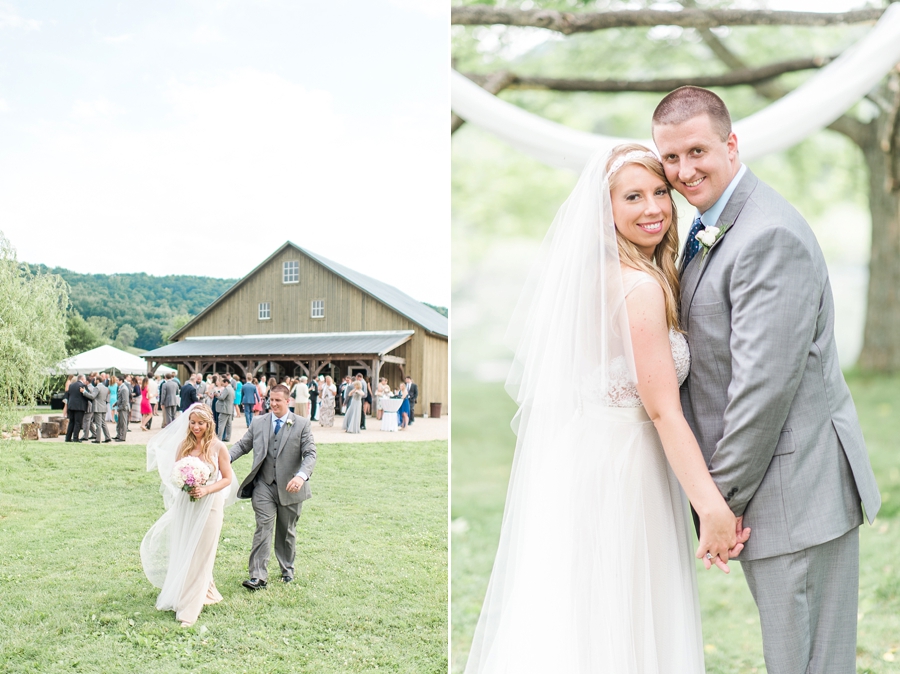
[257, 423, 280, 485]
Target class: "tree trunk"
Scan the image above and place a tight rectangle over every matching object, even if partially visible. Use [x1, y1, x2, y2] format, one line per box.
[857, 118, 900, 371]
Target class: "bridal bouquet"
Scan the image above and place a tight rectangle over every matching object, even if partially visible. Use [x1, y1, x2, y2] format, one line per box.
[171, 457, 211, 502]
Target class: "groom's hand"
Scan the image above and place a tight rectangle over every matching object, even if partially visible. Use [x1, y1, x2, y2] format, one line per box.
[727, 516, 751, 558]
[286, 476, 305, 493]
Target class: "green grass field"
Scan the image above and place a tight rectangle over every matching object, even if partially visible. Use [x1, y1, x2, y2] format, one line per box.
[0, 439, 447, 674]
[451, 375, 900, 674]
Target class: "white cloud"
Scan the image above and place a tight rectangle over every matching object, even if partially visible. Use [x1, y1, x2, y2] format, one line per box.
[192, 25, 224, 44]
[0, 2, 39, 30]
[71, 98, 124, 120]
[0, 68, 448, 304]
[387, 0, 445, 20]
[103, 33, 133, 43]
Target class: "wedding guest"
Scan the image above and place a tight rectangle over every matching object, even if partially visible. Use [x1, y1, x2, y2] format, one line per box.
[140, 376, 153, 431]
[292, 376, 310, 418]
[61, 374, 75, 417]
[86, 375, 112, 443]
[215, 375, 235, 442]
[108, 375, 118, 424]
[180, 374, 199, 413]
[318, 376, 337, 427]
[242, 376, 259, 428]
[234, 376, 243, 417]
[397, 382, 410, 430]
[309, 377, 320, 420]
[131, 376, 143, 425]
[355, 374, 368, 430]
[342, 380, 365, 434]
[141, 403, 235, 627]
[405, 376, 419, 424]
[64, 375, 88, 443]
[148, 375, 160, 417]
[81, 374, 96, 440]
[160, 372, 179, 428]
[265, 377, 277, 413]
[114, 375, 132, 442]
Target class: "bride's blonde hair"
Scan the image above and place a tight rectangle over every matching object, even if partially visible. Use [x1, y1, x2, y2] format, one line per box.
[606, 143, 681, 330]
[176, 404, 217, 464]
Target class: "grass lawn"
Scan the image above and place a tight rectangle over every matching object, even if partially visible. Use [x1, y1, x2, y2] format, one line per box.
[0, 439, 447, 673]
[451, 375, 900, 674]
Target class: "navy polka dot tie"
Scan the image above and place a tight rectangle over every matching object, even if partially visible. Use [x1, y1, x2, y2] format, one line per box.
[682, 215, 706, 268]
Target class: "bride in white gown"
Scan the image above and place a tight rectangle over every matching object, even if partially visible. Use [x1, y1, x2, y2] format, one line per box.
[463, 145, 750, 673]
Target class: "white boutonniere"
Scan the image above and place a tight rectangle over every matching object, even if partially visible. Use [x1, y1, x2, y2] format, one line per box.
[286, 418, 294, 426]
[696, 222, 730, 261]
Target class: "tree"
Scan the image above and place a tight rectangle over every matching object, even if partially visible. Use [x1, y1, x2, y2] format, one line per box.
[115, 323, 139, 350]
[0, 233, 68, 430]
[452, 0, 900, 371]
[86, 315, 116, 343]
[65, 312, 103, 356]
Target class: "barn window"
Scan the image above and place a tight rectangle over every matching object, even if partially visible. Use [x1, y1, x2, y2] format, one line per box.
[283, 261, 299, 284]
[311, 300, 324, 319]
[258, 302, 271, 320]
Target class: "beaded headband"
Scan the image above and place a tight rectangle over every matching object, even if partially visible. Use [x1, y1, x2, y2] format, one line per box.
[607, 150, 660, 178]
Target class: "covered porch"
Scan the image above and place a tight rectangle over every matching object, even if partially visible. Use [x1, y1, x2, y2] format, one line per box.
[142, 330, 414, 386]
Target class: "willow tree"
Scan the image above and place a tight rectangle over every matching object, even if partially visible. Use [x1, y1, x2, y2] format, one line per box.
[0, 234, 68, 431]
[452, 0, 900, 371]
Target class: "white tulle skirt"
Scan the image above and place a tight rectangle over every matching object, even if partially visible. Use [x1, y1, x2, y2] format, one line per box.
[464, 405, 705, 674]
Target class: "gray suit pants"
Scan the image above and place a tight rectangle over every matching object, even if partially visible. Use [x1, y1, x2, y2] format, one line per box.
[217, 413, 232, 441]
[741, 526, 859, 674]
[81, 409, 93, 438]
[163, 405, 177, 428]
[249, 479, 302, 581]
[91, 412, 111, 442]
[116, 408, 128, 440]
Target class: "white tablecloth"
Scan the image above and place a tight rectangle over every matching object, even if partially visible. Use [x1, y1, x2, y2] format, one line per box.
[380, 397, 402, 431]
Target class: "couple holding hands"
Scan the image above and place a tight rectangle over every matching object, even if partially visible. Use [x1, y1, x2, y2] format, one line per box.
[140, 385, 316, 627]
[464, 86, 880, 674]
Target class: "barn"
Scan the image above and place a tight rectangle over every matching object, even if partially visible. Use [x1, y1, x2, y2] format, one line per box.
[142, 241, 448, 414]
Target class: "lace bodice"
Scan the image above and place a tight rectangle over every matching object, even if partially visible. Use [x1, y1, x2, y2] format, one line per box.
[586, 269, 692, 408]
[602, 329, 690, 408]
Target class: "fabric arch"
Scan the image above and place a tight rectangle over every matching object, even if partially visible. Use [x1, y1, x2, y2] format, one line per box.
[451, 4, 900, 171]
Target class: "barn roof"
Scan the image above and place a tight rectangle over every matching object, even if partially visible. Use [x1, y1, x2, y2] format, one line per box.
[169, 241, 448, 341]
[144, 330, 415, 359]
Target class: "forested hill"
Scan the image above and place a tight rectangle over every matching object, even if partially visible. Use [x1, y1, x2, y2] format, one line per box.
[32, 265, 237, 351]
[32, 265, 448, 352]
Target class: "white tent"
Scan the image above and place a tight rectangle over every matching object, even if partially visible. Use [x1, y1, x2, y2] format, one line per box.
[53, 345, 150, 375]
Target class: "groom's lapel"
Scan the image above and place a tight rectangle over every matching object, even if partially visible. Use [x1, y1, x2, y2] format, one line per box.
[274, 413, 296, 457]
[682, 169, 757, 324]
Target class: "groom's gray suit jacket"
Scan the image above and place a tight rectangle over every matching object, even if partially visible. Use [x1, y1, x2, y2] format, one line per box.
[680, 168, 880, 560]
[229, 412, 317, 506]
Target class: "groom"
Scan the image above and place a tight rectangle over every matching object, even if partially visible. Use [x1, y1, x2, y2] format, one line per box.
[652, 86, 880, 673]
[229, 384, 317, 589]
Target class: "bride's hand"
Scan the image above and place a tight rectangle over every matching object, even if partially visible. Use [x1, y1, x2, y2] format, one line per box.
[189, 486, 207, 499]
[696, 502, 739, 573]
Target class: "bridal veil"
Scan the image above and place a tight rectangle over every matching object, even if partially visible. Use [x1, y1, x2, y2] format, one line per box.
[464, 149, 704, 673]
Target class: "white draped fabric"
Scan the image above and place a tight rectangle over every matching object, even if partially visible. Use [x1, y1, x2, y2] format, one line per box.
[451, 5, 900, 171]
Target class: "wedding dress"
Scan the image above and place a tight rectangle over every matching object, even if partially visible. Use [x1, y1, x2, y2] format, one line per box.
[463, 151, 704, 673]
[140, 404, 237, 626]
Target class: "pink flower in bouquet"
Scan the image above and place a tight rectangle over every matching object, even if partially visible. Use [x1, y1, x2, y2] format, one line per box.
[171, 456, 211, 502]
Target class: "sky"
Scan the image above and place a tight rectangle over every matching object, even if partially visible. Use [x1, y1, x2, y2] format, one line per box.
[0, 0, 449, 306]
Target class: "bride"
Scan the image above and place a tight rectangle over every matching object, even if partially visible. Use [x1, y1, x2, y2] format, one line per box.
[141, 402, 237, 627]
[463, 144, 750, 673]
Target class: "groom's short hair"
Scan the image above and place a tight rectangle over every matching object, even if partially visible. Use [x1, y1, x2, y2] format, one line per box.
[652, 86, 732, 141]
[270, 384, 290, 399]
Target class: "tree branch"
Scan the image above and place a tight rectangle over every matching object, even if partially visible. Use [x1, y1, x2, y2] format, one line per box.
[451, 5, 885, 34]
[461, 56, 833, 93]
[451, 70, 517, 134]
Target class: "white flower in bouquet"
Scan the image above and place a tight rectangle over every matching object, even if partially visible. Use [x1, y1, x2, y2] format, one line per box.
[171, 456, 211, 502]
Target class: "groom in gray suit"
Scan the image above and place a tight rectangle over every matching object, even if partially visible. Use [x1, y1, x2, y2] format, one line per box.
[229, 384, 316, 589]
[652, 87, 880, 673]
